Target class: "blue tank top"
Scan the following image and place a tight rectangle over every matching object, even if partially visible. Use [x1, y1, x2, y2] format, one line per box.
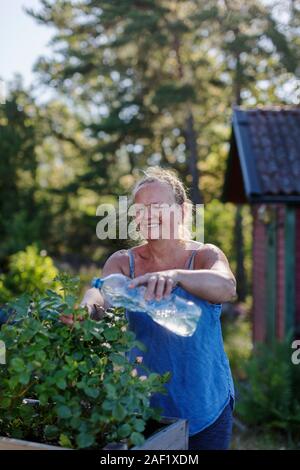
[125, 248, 235, 436]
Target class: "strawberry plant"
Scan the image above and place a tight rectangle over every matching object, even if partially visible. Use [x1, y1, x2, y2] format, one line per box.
[0, 274, 169, 449]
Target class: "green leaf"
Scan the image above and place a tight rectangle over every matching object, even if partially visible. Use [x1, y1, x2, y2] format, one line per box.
[130, 431, 145, 447]
[76, 432, 95, 449]
[84, 387, 100, 399]
[57, 405, 72, 419]
[38, 393, 49, 405]
[59, 433, 73, 448]
[118, 423, 131, 438]
[19, 371, 31, 385]
[44, 425, 59, 440]
[0, 397, 11, 408]
[112, 402, 126, 421]
[133, 419, 145, 432]
[109, 352, 126, 366]
[103, 327, 119, 341]
[102, 399, 114, 411]
[10, 357, 25, 372]
[105, 383, 117, 398]
[57, 378, 67, 390]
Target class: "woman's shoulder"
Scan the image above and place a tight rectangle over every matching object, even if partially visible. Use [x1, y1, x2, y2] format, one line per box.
[102, 249, 131, 276]
[192, 242, 230, 269]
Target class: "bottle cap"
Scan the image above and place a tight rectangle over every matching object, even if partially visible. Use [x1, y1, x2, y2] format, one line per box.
[91, 278, 104, 289]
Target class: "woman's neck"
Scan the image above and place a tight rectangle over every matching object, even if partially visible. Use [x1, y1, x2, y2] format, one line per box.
[144, 238, 187, 262]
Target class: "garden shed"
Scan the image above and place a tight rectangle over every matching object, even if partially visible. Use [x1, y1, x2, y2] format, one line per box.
[222, 107, 300, 343]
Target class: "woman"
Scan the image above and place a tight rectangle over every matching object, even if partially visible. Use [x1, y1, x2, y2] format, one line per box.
[80, 167, 236, 450]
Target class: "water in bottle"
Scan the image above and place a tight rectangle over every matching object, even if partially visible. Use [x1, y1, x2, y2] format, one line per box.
[92, 274, 201, 337]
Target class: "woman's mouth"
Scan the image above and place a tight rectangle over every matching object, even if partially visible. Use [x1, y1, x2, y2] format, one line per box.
[146, 222, 161, 228]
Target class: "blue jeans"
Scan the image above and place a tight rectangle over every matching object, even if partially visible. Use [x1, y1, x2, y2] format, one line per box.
[188, 397, 234, 450]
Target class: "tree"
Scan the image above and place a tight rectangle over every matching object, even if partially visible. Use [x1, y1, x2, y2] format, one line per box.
[0, 82, 48, 264]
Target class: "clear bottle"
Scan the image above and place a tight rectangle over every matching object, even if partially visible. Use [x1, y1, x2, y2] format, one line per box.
[92, 273, 201, 337]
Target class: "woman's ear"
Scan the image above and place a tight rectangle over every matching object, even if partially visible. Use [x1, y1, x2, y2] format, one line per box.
[182, 201, 192, 224]
[181, 201, 193, 240]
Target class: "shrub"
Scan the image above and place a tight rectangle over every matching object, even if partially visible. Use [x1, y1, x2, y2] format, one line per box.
[0, 245, 58, 303]
[222, 316, 252, 380]
[0, 274, 169, 449]
[236, 339, 300, 440]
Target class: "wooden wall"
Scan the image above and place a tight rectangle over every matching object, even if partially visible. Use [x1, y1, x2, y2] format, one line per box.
[252, 204, 298, 343]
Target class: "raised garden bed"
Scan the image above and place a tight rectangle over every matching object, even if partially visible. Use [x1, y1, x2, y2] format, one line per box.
[0, 418, 188, 450]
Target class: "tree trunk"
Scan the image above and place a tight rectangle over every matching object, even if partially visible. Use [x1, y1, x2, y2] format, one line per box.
[172, 33, 202, 205]
[184, 110, 203, 204]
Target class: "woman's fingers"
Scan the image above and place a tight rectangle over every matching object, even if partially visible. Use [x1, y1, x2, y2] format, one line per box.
[155, 277, 166, 300]
[59, 314, 75, 326]
[59, 313, 85, 326]
[145, 275, 158, 300]
[129, 274, 149, 288]
[129, 272, 176, 301]
[164, 277, 174, 297]
[129, 273, 158, 300]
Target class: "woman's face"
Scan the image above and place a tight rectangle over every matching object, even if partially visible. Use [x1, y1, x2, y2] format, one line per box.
[133, 181, 183, 240]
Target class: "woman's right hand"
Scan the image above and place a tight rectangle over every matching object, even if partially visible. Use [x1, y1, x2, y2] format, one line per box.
[80, 287, 106, 320]
[60, 288, 105, 325]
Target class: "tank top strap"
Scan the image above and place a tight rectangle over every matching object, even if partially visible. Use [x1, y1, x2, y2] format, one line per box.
[187, 250, 197, 270]
[128, 249, 135, 279]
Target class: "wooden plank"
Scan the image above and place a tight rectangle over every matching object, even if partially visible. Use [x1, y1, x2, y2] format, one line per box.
[276, 205, 285, 340]
[0, 437, 67, 450]
[295, 207, 300, 331]
[252, 205, 267, 343]
[266, 207, 277, 343]
[132, 418, 188, 450]
[284, 207, 296, 337]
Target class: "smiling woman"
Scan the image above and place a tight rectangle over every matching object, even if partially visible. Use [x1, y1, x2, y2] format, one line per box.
[81, 166, 236, 450]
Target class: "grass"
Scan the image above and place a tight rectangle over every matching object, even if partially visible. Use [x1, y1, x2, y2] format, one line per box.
[231, 427, 300, 450]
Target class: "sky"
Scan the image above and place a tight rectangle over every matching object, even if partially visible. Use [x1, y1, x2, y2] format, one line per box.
[0, 0, 297, 104]
[0, 0, 54, 88]
[0, 0, 281, 90]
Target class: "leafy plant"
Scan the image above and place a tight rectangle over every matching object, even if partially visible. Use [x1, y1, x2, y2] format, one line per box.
[0, 245, 59, 303]
[0, 273, 169, 449]
[222, 315, 252, 380]
[236, 339, 300, 440]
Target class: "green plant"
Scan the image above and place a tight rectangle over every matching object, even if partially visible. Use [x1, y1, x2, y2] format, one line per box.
[0, 245, 58, 303]
[0, 273, 169, 449]
[222, 316, 253, 380]
[236, 339, 300, 441]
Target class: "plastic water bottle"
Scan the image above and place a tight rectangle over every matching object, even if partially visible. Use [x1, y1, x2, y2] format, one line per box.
[92, 274, 201, 337]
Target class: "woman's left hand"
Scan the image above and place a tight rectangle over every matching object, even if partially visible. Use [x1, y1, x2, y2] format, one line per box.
[129, 270, 179, 301]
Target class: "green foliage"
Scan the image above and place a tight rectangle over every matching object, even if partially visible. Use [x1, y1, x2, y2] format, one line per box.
[0, 245, 58, 303]
[0, 274, 169, 449]
[236, 339, 300, 440]
[223, 316, 252, 380]
[0, 87, 51, 262]
[204, 201, 253, 293]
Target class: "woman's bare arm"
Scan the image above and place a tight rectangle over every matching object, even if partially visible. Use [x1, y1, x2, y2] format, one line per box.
[129, 244, 236, 304]
[174, 244, 236, 303]
[80, 250, 129, 319]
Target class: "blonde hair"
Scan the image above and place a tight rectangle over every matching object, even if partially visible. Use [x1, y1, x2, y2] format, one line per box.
[132, 167, 189, 205]
[130, 167, 192, 241]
